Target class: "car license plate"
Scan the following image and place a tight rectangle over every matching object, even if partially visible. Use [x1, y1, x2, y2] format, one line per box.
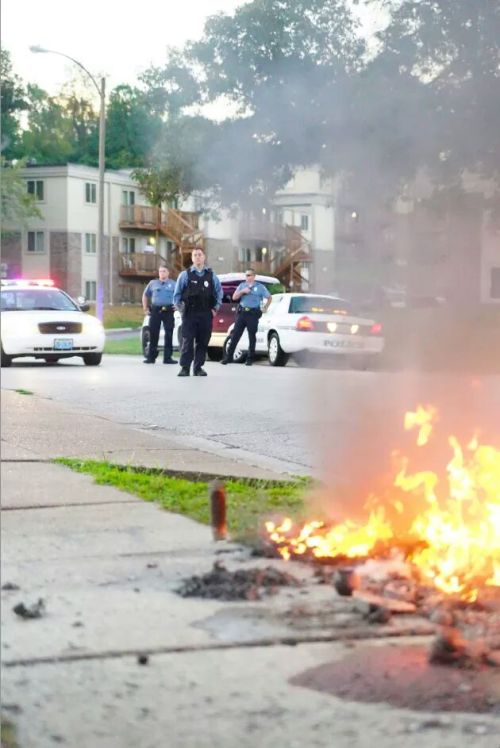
[323, 339, 363, 350]
[54, 338, 73, 351]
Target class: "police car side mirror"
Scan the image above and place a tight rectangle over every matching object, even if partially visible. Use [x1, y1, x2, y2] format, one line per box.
[77, 296, 90, 312]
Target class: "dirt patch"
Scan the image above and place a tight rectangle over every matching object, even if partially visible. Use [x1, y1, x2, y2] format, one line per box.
[291, 644, 500, 714]
[177, 561, 301, 601]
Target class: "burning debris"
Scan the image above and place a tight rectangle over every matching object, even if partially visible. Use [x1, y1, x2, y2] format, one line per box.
[263, 405, 499, 599]
[177, 561, 301, 601]
[258, 405, 500, 666]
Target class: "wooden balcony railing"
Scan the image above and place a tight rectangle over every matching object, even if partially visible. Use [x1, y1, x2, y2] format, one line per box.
[118, 251, 168, 277]
[238, 216, 287, 244]
[119, 205, 159, 229]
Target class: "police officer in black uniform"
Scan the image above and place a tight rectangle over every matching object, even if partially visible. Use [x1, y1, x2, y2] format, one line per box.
[173, 247, 222, 377]
[142, 264, 177, 364]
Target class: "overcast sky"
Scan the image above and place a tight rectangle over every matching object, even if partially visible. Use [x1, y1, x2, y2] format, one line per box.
[3, 0, 382, 97]
[2, 0, 244, 94]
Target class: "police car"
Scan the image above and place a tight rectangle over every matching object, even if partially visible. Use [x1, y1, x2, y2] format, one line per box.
[223, 293, 385, 367]
[1, 279, 105, 367]
[141, 272, 283, 361]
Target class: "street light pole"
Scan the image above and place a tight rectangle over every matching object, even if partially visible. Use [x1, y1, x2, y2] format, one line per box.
[30, 46, 106, 322]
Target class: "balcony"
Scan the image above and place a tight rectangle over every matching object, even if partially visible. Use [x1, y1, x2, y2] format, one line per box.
[119, 205, 159, 230]
[118, 251, 168, 278]
[238, 216, 287, 244]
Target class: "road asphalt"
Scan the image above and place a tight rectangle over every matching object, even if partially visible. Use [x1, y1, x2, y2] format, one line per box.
[1, 390, 498, 747]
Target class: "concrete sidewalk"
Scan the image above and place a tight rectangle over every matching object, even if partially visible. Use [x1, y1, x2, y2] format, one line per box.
[1, 392, 498, 748]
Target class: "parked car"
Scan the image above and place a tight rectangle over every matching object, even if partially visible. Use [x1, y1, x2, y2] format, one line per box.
[141, 272, 284, 360]
[0, 279, 105, 367]
[223, 293, 385, 367]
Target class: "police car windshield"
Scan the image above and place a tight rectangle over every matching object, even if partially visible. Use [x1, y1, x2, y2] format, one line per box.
[0, 288, 79, 312]
[289, 296, 354, 315]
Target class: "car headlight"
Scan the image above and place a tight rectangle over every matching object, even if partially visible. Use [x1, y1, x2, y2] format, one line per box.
[82, 319, 104, 334]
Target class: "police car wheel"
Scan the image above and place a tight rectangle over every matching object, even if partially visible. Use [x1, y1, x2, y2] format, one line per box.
[268, 333, 289, 367]
[1, 346, 12, 367]
[223, 336, 247, 364]
[142, 328, 151, 358]
[83, 353, 102, 366]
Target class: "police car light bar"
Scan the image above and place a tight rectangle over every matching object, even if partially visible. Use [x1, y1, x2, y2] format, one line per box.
[1, 278, 55, 287]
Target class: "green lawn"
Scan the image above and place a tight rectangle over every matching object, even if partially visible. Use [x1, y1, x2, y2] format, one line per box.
[88, 304, 145, 330]
[57, 459, 310, 540]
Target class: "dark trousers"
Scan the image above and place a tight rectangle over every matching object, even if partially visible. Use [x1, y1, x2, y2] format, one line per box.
[179, 310, 213, 371]
[226, 310, 260, 361]
[148, 308, 174, 362]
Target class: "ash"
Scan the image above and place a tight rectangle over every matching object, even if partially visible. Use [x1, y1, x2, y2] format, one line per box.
[177, 561, 301, 601]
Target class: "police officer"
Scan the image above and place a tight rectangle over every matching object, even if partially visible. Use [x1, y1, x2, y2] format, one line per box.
[174, 247, 222, 377]
[221, 268, 272, 366]
[142, 264, 177, 364]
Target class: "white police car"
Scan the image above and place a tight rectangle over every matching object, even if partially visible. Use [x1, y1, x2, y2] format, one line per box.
[1, 279, 105, 367]
[223, 293, 385, 367]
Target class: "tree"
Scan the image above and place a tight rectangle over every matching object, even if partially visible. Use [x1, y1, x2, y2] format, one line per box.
[0, 158, 41, 231]
[0, 50, 29, 158]
[106, 85, 162, 169]
[370, 0, 500, 186]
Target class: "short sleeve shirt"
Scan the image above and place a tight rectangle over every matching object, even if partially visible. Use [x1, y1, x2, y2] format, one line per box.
[236, 281, 271, 309]
[144, 279, 176, 306]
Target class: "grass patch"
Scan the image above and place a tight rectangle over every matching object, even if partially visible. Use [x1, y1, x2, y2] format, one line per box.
[104, 337, 143, 356]
[56, 459, 310, 540]
[14, 388, 33, 395]
[1, 716, 19, 748]
[88, 304, 145, 330]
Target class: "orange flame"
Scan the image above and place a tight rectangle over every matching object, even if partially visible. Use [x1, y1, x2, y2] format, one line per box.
[265, 406, 500, 600]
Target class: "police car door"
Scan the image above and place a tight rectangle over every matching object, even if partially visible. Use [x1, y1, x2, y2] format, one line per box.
[256, 294, 282, 351]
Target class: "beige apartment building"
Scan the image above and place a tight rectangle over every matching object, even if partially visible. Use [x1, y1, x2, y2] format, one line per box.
[2, 163, 498, 305]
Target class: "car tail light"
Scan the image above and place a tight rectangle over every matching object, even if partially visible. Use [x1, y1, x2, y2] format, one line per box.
[296, 316, 315, 331]
[370, 322, 382, 335]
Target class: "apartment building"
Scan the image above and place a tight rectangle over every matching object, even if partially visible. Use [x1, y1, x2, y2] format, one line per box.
[3, 163, 497, 305]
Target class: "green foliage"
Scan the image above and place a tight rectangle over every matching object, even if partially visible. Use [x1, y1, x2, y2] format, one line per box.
[0, 50, 28, 159]
[0, 157, 42, 230]
[106, 85, 162, 169]
[57, 459, 309, 539]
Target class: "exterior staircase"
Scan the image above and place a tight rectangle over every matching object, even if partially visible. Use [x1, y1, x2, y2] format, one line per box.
[119, 205, 204, 276]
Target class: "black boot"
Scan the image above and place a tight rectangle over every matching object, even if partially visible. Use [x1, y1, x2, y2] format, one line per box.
[193, 368, 208, 376]
[178, 367, 190, 377]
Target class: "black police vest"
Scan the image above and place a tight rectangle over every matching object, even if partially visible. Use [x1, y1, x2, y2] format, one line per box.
[181, 268, 215, 311]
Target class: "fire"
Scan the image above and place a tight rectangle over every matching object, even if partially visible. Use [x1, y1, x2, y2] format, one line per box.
[265, 406, 500, 600]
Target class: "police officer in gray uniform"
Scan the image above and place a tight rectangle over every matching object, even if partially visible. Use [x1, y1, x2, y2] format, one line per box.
[142, 264, 177, 364]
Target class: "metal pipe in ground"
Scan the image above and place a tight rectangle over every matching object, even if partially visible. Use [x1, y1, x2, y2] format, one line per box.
[209, 480, 227, 540]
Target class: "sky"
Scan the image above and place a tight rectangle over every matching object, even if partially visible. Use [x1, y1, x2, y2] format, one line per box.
[2, 0, 383, 98]
[2, 0, 244, 95]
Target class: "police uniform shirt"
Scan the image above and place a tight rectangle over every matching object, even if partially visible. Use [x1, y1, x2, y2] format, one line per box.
[145, 278, 176, 307]
[236, 281, 271, 309]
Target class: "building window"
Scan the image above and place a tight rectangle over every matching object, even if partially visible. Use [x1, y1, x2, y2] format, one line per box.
[300, 214, 309, 231]
[27, 180, 44, 201]
[491, 268, 500, 299]
[85, 280, 96, 301]
[122, 190, 135, 206]
[84, 233, 97, 254]
[122, 237, 136, 253]
[27, 231, 45, 253]
[85, 183, 97, 204]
